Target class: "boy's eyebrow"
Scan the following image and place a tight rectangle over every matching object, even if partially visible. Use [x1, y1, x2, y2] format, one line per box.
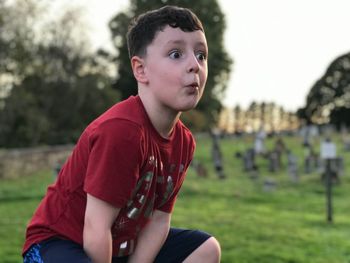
[165, 39, 208, 51]
[195, 42, 208, 52]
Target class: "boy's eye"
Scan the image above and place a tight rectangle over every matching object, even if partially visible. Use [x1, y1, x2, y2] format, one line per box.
[196, 52, 207, 61]
[169, 50, 181, 59]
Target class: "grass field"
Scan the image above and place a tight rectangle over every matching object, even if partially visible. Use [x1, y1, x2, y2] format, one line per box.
[1, 134, 350, 263]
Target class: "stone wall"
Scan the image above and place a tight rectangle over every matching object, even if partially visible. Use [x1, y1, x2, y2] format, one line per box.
[0, 145, 74, 179]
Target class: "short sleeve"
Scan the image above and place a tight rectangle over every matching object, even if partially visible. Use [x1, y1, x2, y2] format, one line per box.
[84, 119, 144, 208]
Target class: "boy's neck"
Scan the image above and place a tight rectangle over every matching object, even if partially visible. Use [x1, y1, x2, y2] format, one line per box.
[139, 93, 181, 139]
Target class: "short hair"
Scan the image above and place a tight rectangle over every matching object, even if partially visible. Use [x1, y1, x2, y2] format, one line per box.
[127, 5, 204, 58]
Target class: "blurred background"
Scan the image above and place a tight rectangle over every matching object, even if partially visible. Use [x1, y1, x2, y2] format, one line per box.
[2, 0, 350, 146]
[1, 0, 350, 262]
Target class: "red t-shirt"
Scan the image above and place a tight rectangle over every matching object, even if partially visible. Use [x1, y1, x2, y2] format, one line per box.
[23, 96, 195, 257]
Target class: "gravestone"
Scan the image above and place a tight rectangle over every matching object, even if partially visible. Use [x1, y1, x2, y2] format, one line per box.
[300, 125, 311, 147]
[336, 157, 344, 177]
[343, 139, 350, 152]
[268, 151, 279, 173]
[304, 155, 312, 174]
[304, 144, 318, 174]
[242, 148, 256, 172]
[192, 160, 208, 178]
[249, 167, 259, 182]
[287, 151, 298, 183]
[263, 178, 277, 192]
[274, 137, 286, 169]
[320, 138, 337, 223]
[320, 139, 338, 180]
[211, 134, 226, 179]
[53, 162, 62, 178]
[254, 128, 266, 155]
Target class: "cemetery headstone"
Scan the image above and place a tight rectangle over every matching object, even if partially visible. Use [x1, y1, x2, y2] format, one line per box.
[343, 138, 350, 152]
[242, 148, 256, 172]
[249, 167, 259, 182]
[336, 157, 344, 177]
[303, 144, 318, 174]
[320, 138, 337, 223]
[274, 137, 286, 169]
[236, 149, 259, 182]
[211, 135, 226, 180]
[268, 151, 279, 173]
[287, 150, 298, 183]
[192, 160, 208, 178]
[341, 126, 350, 152]
[53, 162, 62, 178]
[263, 178, 277, 192]
[254, 128, 266, 155]
[300, 125, 311, 147]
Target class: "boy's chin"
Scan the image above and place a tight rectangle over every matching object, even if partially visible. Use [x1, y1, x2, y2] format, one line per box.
[178, 102, 199, 112]
[171, 96, 201, 112]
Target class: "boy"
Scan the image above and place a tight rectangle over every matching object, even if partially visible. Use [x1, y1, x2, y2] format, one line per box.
[23, 5, 221, 263]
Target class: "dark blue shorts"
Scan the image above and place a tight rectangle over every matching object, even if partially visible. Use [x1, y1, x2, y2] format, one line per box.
[23, 228, 211, 263]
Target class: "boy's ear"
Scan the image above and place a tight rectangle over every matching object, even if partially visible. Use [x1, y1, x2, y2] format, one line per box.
[131, 56, 148, 84]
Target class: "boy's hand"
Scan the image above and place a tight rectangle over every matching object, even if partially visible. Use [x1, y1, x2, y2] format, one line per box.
[128, 210, 171, 263]
[83, 193, 120, 263]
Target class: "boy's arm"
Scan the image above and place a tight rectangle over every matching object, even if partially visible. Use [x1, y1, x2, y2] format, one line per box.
[83, 193, 120, 263]
[128, 210, 171, 263]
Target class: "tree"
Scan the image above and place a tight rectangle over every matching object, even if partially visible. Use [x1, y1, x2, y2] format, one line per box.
[300, 52, 350, 127]
[0, 1, 119, 147]
[109, 0, 232, 130]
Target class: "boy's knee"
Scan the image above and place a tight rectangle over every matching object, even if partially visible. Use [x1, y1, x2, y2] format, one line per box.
[206, 237, 221, 260]
[198, 237, 221, 262]
[183, 236, 221, 263]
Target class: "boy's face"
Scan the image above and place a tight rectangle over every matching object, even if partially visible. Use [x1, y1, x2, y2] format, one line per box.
[141, 25, 208, 112]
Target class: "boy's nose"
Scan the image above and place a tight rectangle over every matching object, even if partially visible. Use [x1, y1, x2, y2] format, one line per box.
[187, 54, 200, 73]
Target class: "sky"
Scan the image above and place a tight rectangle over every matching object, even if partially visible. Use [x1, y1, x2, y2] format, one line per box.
[51, 0, 350, 112]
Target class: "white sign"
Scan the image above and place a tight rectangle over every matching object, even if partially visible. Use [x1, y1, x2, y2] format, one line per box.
[321, 141, 337, 159]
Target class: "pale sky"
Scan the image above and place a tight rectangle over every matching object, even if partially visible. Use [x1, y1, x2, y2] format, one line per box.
[51, 0, 350, 112]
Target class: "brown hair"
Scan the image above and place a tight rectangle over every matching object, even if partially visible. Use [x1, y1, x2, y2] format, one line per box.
[127, 5, 204, 58]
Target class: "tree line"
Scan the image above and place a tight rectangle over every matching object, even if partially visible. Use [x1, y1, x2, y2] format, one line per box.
[298, 52, 350, 129]
[218, 102, 299, 134]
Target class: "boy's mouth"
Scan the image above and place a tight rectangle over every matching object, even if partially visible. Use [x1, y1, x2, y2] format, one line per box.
[187, 82, 199, 89]
[186, 82, 200, 94]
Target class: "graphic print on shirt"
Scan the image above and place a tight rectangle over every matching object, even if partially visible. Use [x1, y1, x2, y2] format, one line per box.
[159, 175, 174, 206]
[157, 161, 185, 207]
[126, 171, 154, 220]
[111, 155, 158, 238]
[111, 153, 186, 256]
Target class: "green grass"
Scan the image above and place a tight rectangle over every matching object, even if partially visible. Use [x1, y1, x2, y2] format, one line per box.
[0, 171, 54, 263]
[1, 134, 350, 262]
